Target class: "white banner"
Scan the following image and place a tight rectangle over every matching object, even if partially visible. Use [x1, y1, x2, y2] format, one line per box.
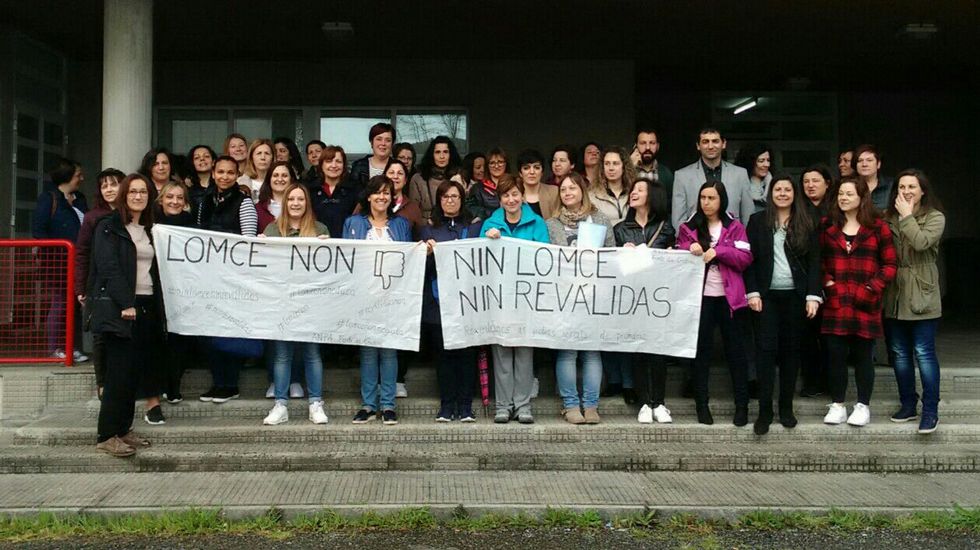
[433, 237, 706, 357]
[152, 225, 427, 351]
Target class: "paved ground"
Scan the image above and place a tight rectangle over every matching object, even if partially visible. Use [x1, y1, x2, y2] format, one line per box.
[3, 529, 979, 550]
[1, 471, 978, 516]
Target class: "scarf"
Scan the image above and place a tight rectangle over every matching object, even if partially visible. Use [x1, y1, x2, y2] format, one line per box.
[557, 205, 591, 228]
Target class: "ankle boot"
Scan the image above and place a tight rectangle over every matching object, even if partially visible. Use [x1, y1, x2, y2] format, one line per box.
[696, 402, 714, 425]
[733, 405, 749, 427]
[754, 408, 773, 435]
[779, 404, 798, 428]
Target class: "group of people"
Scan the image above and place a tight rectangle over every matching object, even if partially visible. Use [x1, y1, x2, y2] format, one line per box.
[31, 122, 945, 458]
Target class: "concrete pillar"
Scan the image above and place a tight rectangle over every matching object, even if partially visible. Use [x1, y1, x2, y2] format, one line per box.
[101, 0, 153, 173]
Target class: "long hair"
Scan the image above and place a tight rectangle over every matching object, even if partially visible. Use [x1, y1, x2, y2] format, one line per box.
[188, 144, 216, 186]
[276, 184, 319, 237]
[829, 176, 879, 229]
[461, 152, 485, 184]
[887, 169, 943, 218]
[243, 139, 274, 179]
[273, 137, 305, 179]
[684, 180, 732, 250]
[383, 158, 410, 197]
[418, 136, 462, 180]
[764, 175, 813, 253]
[95, 168, 126, 210]
[258, 161, 296, 204]
[596, 146, 636, 193]
[623, 177, 668, 226]
[114, 174, 155, 228]
[357, 175, 396, 219]
[430, 179, 474, 227]
[318, 145, 348, 184]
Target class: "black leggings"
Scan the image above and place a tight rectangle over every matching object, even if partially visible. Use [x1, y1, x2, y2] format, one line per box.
[755, 290, 802, 414]
[694, 296, 749, 407]
[826, 334, 874, 405]
[632, 353, 666, 407]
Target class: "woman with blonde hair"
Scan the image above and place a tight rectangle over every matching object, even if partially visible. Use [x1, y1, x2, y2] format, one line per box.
[261, 183, 330, 426]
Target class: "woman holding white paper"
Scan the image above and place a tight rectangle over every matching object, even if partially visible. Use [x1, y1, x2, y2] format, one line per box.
[613, 177, 675, 424]
[544, 172, 614, 424]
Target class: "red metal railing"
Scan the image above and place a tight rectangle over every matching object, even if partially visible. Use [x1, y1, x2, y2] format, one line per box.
[0, 239, 75, 366]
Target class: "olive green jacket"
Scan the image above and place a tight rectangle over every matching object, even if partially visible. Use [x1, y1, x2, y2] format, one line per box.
[883, 209, 945, 320]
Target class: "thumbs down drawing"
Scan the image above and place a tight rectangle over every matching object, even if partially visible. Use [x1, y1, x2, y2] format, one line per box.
[374, 250, 406, 289]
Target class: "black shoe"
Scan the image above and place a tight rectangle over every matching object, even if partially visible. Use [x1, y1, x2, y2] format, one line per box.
[779, 408, 798, 429]
[382, 410, 398, 425]
[211, 387, 239, 404]
[747, 380, 759, 400]
[199, 387, 218, 402]
[733, 406, 749, 427]
[457, 404, 476, 423]
[681, 379, 695, 399]
[601, 383, 622, 397]
[436, 404, 454, 422]
[144, 405, 166, 425]
[799, 385, 824, 398]
[696, 403, 714, 425]
[753, 412, 772, 435]
[165, 392, 183, 404]
[352, 409, 375, 424]
[890, 404, 918, 423]
[622, 388, 638, 405]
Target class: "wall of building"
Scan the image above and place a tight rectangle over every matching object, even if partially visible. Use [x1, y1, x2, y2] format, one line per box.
[153, 59, 636, 161]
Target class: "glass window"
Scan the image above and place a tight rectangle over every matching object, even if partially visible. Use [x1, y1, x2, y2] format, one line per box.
[16, 145, 38, 172]
[17, 113, 39, 141]
[43, 122, 64, 147]
[395, 112, 468, 154]
[172, 120, 229, 155]
[319, 113, 391, 158]
[17, 176, 40, 202]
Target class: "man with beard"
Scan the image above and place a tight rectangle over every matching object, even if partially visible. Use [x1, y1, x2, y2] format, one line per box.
[632, 129, 674, 215]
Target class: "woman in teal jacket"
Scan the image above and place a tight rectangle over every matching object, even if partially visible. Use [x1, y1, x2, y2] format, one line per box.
[483, 174, 548, 423]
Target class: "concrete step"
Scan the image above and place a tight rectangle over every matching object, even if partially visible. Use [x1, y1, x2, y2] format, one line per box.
[2, 441, 978, 474]
[15, 412, 980, 447]
[84, 395, 980, 421]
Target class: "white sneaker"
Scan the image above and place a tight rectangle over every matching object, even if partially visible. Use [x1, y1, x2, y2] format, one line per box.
[396, 383, 408, 398]
[309, 401, 328, 424]
[847, 403, 871, 427]
[73, 350, 89, 362]
[289, 382, 305, 399]
[263, 403, 289, 425]
[823, 403, 848, 425]
[652, 404, 673, 424]
[637, 404, 653, 424]
[265, 383, 275, 399]
[531, 377, 540, 398]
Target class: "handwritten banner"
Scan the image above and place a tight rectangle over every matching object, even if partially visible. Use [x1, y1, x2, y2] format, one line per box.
[433, 237, 706, 357]
[151, 225, 426, 351]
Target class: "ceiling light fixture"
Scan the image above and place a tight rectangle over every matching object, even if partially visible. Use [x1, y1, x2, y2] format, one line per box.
[733, 98, 758, 116]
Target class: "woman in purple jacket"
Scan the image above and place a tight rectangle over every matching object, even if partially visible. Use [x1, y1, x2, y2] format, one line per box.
[676, 180, 753, 426]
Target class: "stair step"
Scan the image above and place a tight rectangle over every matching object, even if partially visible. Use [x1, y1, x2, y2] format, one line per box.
[2, 441, 978, 474]
[85, 395, 980, 420]
[15, 413, 980, 447]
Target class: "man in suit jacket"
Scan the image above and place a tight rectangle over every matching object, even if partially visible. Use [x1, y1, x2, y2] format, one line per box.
[671, 128, 754, 230]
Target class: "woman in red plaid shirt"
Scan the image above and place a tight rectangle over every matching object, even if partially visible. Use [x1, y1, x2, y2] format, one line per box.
[820, 176, 897, 427]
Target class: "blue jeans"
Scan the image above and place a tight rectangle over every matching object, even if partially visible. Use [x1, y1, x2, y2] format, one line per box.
[360, 346, 398, 411]
[556, 350, 602, 409]
[273, 341, 323, 404]
[885, 319, 941, 416]
[602, 351, 633, 388]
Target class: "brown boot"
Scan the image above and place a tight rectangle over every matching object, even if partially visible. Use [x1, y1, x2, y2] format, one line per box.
[583, 407, 601, 424]
[562, 408, 586, 425]
[120, 430, 151, 448]
[96, 436, 136, 457]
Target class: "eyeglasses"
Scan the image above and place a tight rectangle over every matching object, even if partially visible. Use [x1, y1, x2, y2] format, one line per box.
[128, 189, 149, 196]
[488, 160, 506, 166]
[442, 195, 461, 201]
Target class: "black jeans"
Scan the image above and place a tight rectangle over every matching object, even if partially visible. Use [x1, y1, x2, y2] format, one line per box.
[97, 296, 161, 442]
[92, 332, 106, 387]
[694, 296, 749, 407]
[800, 309, 827, 392]
[427, 323, 475, 410]
[826, 334, 874, 405]
[755, 290, 802, 415]
[632, 352, 666, 407]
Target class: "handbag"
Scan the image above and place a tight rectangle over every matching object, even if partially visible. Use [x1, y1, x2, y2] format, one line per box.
[83, 285, 122, 334]
[209, 336, 265, 359]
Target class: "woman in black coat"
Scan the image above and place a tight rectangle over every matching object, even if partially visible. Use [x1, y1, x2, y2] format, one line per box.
[612, 178, 675, 423]
[743, 175, 822, 435]
[89, 174, 163, 457]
